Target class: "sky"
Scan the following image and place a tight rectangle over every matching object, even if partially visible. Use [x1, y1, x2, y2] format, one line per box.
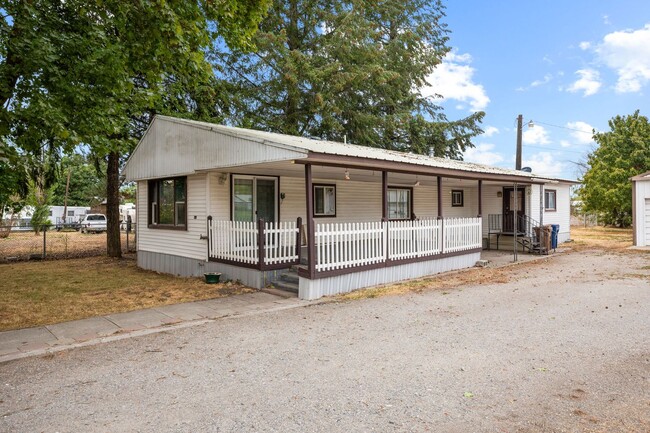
[424, 0, 650, 180]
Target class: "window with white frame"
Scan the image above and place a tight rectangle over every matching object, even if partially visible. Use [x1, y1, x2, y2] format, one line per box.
[544, 190, 556, 211]
[451, 190, 464, 207]
[388, 187, 412, 220]
[313, 184, 336, 217]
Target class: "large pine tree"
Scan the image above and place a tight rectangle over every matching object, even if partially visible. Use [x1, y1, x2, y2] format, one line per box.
[215, 0, 484, 158]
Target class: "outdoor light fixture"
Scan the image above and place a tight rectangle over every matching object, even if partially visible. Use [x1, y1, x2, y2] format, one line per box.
[344, 169, 350, 180]
[528, 120, 535, 128]
[414, 176, 420, 187]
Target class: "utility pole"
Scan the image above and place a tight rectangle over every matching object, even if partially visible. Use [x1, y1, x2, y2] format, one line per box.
[62, 169, 71, 226]
[516, 114, 523, 170]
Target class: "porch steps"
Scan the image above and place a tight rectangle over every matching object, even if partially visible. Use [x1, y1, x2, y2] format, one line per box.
[269, 268, 300, 294]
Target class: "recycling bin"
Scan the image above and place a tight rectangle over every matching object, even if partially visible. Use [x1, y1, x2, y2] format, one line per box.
[550, 224, 560, 250]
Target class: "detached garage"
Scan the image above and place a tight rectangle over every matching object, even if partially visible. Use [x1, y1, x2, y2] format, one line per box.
[632, 171, 650, 247]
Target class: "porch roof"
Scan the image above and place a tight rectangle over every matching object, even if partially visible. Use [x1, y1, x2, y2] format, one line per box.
[124, 115, 576, 184]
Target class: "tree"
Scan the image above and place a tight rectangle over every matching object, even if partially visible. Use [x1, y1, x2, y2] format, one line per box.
[0, 144, 28, 233]
[50, 154, 106, 207]
[1, 0, 271, 257]
[579, 110, 650, 227]
[216, 0, 483, 156]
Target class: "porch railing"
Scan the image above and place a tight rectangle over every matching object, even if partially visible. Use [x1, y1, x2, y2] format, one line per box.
[316, 217, 482, 272]
[207, 217, 301, 270]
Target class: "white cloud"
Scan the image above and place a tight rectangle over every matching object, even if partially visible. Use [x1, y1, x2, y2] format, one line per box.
[595, 24, 650, 93]
[523, 152, 567, 177]
[530, 74, 553, 87]
[566, 121, 595, 144]
[560, 140, 572, 148]
[567, 69, 602, 96]
[463, 143, 504, 166]
[523, 125, 550, 145]
[423, 51, 490, 112]
[482, 126, 499, 137]
[579, 41, 591, 50]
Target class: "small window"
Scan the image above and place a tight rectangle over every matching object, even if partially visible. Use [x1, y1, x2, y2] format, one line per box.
[388, 187, 412, 220]
[451, 190, 464, 207]
[545, 190, 557, 211]
[148, 177, 187, 229]
[67, 210, 74, 217]
[313, 184, 336, 217]
[49, 210, 53, 216]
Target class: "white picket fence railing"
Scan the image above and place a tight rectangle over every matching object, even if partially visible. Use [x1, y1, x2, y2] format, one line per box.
[316, 217, 482, 271]
[388, 219, 442, 260]
[208, 219, 299, 267]
[263, 220, 300, 265]
[315, 222, 386, 272]
[443, 217, 483, 253]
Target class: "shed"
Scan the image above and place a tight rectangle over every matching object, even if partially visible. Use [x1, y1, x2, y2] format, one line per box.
[631, 171, 650, 247]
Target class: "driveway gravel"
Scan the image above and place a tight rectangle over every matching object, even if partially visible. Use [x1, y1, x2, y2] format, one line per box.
[1, 249, 649, 432]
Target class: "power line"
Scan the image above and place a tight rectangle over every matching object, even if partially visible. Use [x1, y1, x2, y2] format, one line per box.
[523, 143, 590, 154]
[531, 120, 595, 134]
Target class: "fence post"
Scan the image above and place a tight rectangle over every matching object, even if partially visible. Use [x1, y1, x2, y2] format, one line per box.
[295, 217, 302, 265]
[382, 217, 389, 263]
[206, 216, 212, 259]
[257, 218, 265, 270]
[42, 225, 47, 259]
[439, 217, 445, 254]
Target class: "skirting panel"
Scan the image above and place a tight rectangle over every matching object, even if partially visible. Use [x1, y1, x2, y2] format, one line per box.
[298, 252, 481, 300]
[137, 250, 267, 289]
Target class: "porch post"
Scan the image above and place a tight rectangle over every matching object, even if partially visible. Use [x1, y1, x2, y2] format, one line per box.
[437, 176, 443, 218]
[305, 164, 316, 278]
[382, 171, 388, 220]
[477, 180, 483, 217]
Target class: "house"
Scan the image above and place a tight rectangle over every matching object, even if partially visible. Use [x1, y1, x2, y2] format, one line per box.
[631, 171, 650, 247]
[123, 115, 576, 300]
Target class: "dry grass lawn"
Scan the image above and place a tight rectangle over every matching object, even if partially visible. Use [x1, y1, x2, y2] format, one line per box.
[569, 225, 635, 252]
[0, 256, 251, 331]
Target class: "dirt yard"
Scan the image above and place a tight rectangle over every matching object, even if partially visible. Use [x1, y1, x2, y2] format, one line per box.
[0, 229, 135, 261]
[1, 239, 648, 431]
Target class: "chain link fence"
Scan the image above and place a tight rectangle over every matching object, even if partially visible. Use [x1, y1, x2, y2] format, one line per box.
[0, 223, 137, 262]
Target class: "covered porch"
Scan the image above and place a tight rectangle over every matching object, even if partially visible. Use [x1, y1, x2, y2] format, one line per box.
[204, 157, 541, 299]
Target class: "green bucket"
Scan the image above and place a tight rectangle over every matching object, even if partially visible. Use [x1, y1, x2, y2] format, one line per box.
[204, 272, 222, 284]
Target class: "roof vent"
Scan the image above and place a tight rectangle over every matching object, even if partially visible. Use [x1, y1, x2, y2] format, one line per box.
[520, 167, 532, 173]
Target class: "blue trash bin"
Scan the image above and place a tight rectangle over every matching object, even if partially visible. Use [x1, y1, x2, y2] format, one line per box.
[550, 224, 560, 249]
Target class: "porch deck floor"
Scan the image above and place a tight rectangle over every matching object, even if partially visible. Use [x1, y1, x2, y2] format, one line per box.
[480, 249, 558, 267]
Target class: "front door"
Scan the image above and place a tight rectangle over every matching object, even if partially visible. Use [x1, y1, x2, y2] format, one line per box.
[232, 175, 278, 223]
[503, 187, 526, 233]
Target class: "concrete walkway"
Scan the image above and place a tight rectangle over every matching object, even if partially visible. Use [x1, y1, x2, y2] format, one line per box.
[0, 290, 313, 364]
[0, 249, 562, 364]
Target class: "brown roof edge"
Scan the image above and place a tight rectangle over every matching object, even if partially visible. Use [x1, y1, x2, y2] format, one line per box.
[630, 170, 650, 181]
[296, 153, 544, 184]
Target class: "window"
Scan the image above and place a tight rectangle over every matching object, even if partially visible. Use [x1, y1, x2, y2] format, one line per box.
[67, 210, 74, 217]
[313, 184, 336, 217]
[451, 190, 464, 207]
[148, 177, 187, 229]
[544, 190, 557, 211]
[387, 187, 412, 220]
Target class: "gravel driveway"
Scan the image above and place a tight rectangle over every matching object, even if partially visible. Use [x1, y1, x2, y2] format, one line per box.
[2, 249, 649, 432]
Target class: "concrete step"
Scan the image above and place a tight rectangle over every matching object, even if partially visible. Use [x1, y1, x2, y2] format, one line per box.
[281, 271, 299, 284]
[272, 279, 299, 294]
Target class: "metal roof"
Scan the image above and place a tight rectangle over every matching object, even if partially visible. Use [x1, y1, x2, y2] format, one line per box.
[149, 115, 577, 183]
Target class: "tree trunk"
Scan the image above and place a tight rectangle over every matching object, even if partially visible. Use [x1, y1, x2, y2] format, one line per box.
[106, 151, 122, 258]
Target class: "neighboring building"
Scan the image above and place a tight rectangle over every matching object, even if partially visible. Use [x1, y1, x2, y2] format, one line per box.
[631, 171, 650, 247]
[123, 115, 576, 300]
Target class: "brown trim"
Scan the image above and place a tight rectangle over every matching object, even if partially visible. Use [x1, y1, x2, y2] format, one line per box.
[451, 189, 464, 207]
[544, 189, 557, 211]
[478, 180, 483, 217]
[305, 164, 316, 279]
[297, 248, 482, 279]
[295, 153, 541, 184]
[387, 186, 414, 220]
[382, 171, 388, 220]
[312, 183, 337, 218]
[437, 176, 443, 218]
[208, 257, 261, 270]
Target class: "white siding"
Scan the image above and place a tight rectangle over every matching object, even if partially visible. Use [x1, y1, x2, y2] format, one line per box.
[542, 183, 572, 243]
[633, 178, 650, 246]
[124, 117, 307, 181]
[137, 173, 208, 261]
